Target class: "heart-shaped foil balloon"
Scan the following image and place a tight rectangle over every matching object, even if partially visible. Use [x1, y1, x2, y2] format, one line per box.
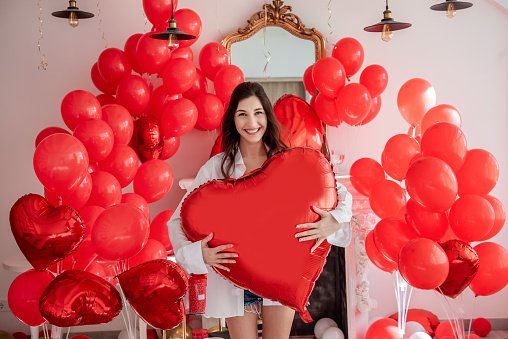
[130, 117, 164, 162]
[436, 239, 480, 298]
[118, 260, 188, 330]
[39, 269, 122, 326]
[273, 94, 324, 150]
[181, 147, 337, 322]
[9, 194, 85, 271]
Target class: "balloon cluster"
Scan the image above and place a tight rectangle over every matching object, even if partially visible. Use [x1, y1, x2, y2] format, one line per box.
[350, 78, 508, 298]
[8, 0, 248, 331]
[303, 37, 388, 127]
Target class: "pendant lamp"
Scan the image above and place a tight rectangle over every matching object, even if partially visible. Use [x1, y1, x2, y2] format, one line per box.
[149, 0, 196, 51]
[52, 0, 94, 28]
[364, 0, 411, 42]
[430, 0, 473, 18]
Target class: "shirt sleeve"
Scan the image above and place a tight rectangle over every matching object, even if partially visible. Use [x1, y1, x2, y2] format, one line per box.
[167, 159, 216, 275]
[327, 179, 353, 247]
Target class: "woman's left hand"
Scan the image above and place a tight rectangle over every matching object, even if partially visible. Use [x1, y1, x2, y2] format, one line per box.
[295, 206, 344, 253]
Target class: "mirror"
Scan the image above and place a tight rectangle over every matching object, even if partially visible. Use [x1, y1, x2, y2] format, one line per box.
[221, 0, 325, 103]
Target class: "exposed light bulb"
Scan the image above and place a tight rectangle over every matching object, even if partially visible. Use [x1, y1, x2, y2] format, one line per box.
[69, 11, 79, 27]
[381, 24, 393, 42]
[167, 34, 179, 51]
[446, 2, 457, 18]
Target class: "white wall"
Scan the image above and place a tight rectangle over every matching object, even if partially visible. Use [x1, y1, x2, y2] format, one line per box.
[1, 0, 507, 334]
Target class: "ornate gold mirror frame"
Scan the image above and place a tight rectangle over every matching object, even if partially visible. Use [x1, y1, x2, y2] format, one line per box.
[221, 0, 326, 62]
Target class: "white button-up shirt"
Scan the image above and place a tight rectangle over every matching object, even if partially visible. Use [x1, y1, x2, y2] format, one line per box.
[167, 149, 353, 319]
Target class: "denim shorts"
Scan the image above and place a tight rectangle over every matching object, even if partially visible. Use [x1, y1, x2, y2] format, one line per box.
[244, 290, 263, 306]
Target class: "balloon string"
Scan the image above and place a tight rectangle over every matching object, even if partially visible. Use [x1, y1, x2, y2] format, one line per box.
[37, 0, 48, 70]
[143, 11, 149, 33]
[326, 0, 333, 56]
[215, 0, 224, 40]
[434, 288, 465, 339]
[262, 0, 272, 79]
[97, 1, 109, 49]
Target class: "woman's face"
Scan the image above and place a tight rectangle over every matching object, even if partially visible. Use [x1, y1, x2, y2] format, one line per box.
[234, 95, 267, 146]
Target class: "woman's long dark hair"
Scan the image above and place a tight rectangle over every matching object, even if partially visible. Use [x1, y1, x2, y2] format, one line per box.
[220, 82, 287, 178]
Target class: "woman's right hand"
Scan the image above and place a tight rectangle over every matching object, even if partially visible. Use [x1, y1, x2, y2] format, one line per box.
[201, 233, 237, 272]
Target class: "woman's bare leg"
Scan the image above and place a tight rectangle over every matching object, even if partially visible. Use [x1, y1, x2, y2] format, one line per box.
[226, 311, 259, 339]
[261, 305, 295, 339]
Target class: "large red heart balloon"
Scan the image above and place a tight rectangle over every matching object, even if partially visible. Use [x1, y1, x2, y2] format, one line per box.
[181, 147, 337, 322]
[118, 260, 188, 330]
[436, 240, 479, 298]
[39, 269, 122, 326]
[273, 94, 324, 150]
[9, 194, 85, 271]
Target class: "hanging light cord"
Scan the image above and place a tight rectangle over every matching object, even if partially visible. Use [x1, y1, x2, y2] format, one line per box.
[37, 0, 48, 70]
[215, 0, 224, 40]
[261, 0, 272, 79]
[97, 0, 109, 48]
[326, 0, 333, 55]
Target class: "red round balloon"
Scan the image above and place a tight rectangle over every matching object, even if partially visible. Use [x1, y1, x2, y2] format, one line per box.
[480, 195, 506, 241]
[45, 172, 92, 211]
[349, 158, 385, 197]
[33, 133, 89, 197]
[360, 64, 388, 97]
[195, 93, 225, 130]
[136, 32, 172, 75]
[124, 33, 143, 74]
[469, 242, 508, 296]
[397, 78, 436, 126]
[8, 269, 54, 326]
[312, 57, 346, 98]
[405, 199, 448, 241]
[373, 217, 418, 263]
[198, 42, 229, 81]
[91, 62, 117, 95]
[149, 210, 175, 250]
[142, 0, 177, 26]
[118, 260, 187, 329]
[214, 65, 245, 102]
[337, 83, 372, 126]
[98, 144, 139, 188]
[96, 94, 118, 107]
[472, 318, 491, 337]
[128, 239, 167, 269]
[92, 204, 150, 260]
[116, 75, 151, 118]
[365, 231, 397, 272]
[406, 157, 458, 212]
[314, 92, 341, 127]
[61, 90, 102, 131]
[381, 134, 420, 181]
[9, 194, 85, 271]
[122, 192, 150, 221]
[173, 9, 201, 48]
[360, 95, 381, 125]
[398, 238, 449, 290]
[159, 98, 198, 137]
[102, 104, 134, 145]
[303, 64, 316, 96]
[133, 159, 174, 203]
[86, 171, 122, 208]
[97, 48, 132, 87]
[449, 195, 495, 242]
[436, 240, 479, 298]
[434, 320, 462, 339]
[35, 126, 70, 148]
[331, 37, 364, 78]
[73, 118, 115, 163]
[161, 136, 180, 160]
[183, 68, 208, 101]
[161, 57, 197, 94]
[170, 46, 193, 61]
[369, 180, 407, 219]
[420, 104, 462, 136]
[79, 205, 105, 240]
[149, 86, 181, 119]
[39, 269, 122, 326]
[455, 149, 499, 196]
[365, 318, 399, 339]
[421, 122, 467, 174]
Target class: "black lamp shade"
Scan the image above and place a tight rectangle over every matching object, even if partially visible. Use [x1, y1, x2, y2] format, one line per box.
[150, 27, 196, 41]
[364, 18, 412, 32]
[52, 8, 94, 19]
[430, 0, 473, 11]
